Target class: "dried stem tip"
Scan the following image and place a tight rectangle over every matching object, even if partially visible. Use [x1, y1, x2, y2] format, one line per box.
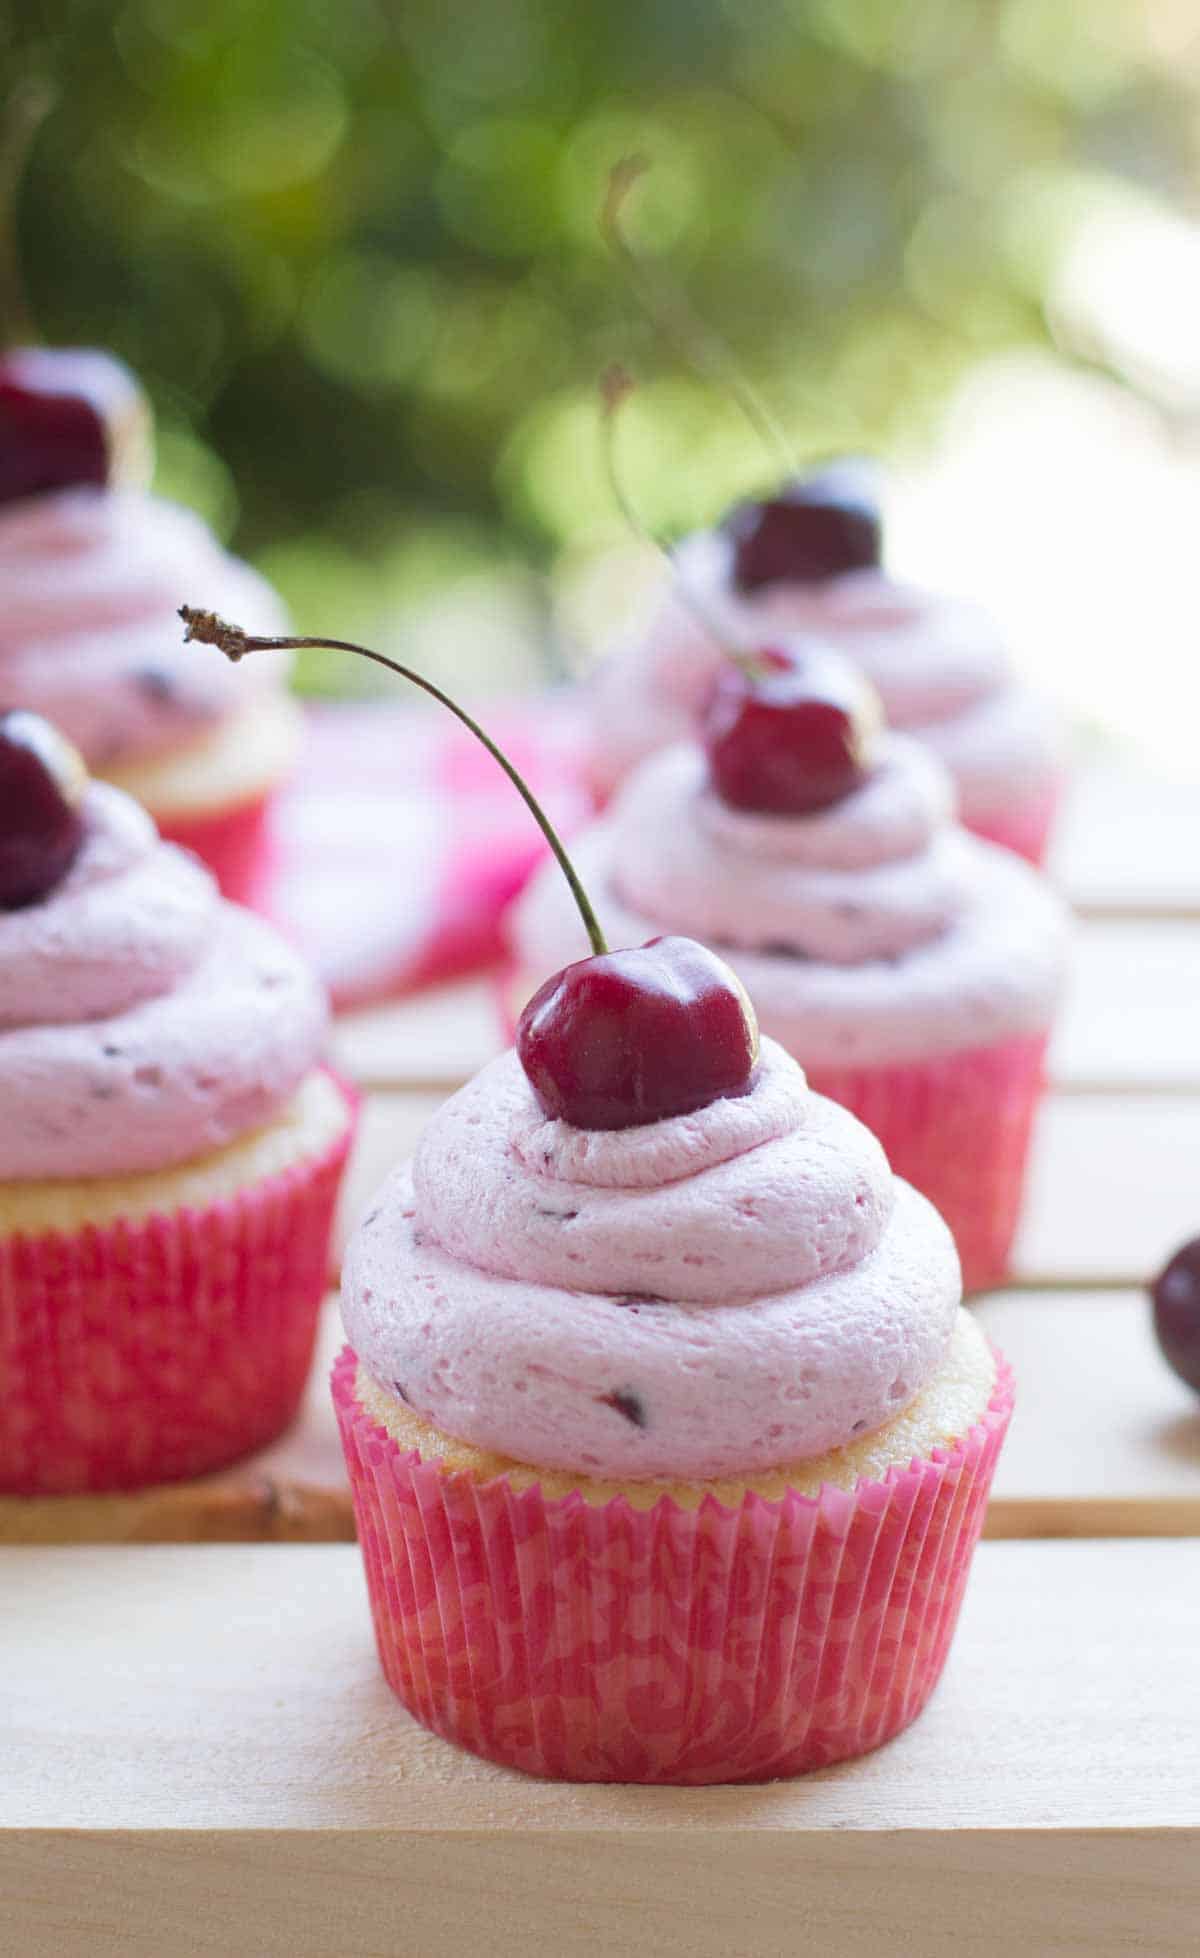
[178, 605, 252, 661]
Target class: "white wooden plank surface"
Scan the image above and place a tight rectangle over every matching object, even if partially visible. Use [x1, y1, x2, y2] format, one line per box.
[1051, 920, 1200, 1092]
[3, 1540, 1198, 1956]
[978, 1290, 1200, 1534]
[1013, 1092, 1200, 1285]
[1051, 761, 1200, 916]
[328, 924, 1200, 1099]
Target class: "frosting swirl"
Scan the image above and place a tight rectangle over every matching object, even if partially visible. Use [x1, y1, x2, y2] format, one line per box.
[0, 782, 327, 1179]
[509, 737, 1069, 1064]
[614, 738, 972, 965]
[587, 533, 1063, 822]
[343, 1039, 961, 1479]
[0, 489, 290, 769]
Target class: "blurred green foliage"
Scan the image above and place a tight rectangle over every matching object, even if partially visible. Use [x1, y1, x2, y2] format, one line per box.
[3, 0, 1196, 684]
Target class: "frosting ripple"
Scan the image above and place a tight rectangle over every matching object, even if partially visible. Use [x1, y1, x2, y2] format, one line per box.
[342, 1039, 961, 1480]
[0, 783, 327, 1179]
[0, 488, 290, 769]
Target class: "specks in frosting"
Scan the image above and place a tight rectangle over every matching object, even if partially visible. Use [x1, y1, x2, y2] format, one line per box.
[596, 1387, 647, 1429]
[132, 667, 176, 706]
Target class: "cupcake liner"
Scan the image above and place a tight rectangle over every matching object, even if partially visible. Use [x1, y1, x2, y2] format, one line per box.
[963, 780, 1063, 869]
[806, 1035, 1048, 1295]
[158, 792, 276, 906]
[0, 1080, 355, 1496]
[333, 1344, 1013, 1785]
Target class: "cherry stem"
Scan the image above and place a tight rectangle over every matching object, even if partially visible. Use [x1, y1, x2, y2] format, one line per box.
[178, 606, 609, 960]
[599, 364, 765, 680]
[0, 80, 54, 351]
[601, 156, 795, 482]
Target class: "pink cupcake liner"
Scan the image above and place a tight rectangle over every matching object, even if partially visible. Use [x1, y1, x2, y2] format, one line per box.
[158, 792, 276, 907]
[0, 1079, 356, 1496]
[807, 1035, 1047, 1295]
[333, 1344, 1013, 1785]
[963, 780, 1064, 869]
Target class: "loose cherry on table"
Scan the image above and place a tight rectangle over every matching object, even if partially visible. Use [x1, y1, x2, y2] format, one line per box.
[0, 711, 87, 908]
[516, 934, 759, 1132]
[725, 456, 882, 593]
[0, 346, 148, 506]
[701, 638, 882, 816]
[1151, 1239, 1200, 1396]
[180, 606, 763, 1135]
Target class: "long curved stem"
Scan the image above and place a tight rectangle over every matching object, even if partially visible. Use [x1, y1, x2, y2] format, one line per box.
[0, 80, 54, 350]
[178, 607, 608, 959]
[599, 364, 759, 676]
[601, 156, 795, 480]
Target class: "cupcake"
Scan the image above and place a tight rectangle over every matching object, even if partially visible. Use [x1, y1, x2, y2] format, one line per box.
[587, 460, 1065, 866]
[0, 346, 301, 902]
[510, 641, 1070, 1293]
[0, 712, 354, 1495]
[335, 992, 1012, 1784]
[174, 609, 1009, 1781]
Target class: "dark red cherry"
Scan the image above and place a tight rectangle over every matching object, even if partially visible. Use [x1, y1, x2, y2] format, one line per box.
[1151, 1239, 1200, 1395]
[517, 934, 759, 1131]
[0, 347, 150, 507]
[725, 457, 882, 593]
[702, 639, 882, 815]
[0, 712, 88, 907]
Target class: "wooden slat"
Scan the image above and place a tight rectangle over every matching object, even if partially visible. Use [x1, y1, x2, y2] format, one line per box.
[1051, 762, 1200, 917]
[328, 926, 1200, 1101]
[3, 1540, 1198, 1956]
[331, 976, 501, 1089]
[978, 1290, 1200, 1536]
[6, 1284, 1196, 1547]
[1013, 1092, 1200, 1285]
[1051, 920, 1200, 1092]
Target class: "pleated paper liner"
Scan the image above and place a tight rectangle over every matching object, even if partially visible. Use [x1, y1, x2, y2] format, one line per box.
[0, 1080, 356, 1495]
[333, 1344, 1014, 1785]
[965, 781, 1064, 870]
[806, 1034, 1048, 1295]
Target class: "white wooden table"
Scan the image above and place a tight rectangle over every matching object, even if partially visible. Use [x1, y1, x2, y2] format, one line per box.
[4, 757, 1200, 1956]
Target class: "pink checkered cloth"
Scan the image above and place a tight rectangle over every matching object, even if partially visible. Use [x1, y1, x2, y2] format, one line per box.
[262, 697, 590, 1011]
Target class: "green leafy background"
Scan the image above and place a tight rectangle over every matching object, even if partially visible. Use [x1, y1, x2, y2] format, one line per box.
[5, 0, 1194, 695]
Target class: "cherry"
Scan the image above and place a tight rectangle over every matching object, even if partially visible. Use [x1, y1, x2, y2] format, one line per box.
[725, 457, 882, 593]
[702, 639, 882, 816]
[516, 935, 759, 1131]
[0, 347, 149, 507]
[0, 711, 87, 908]
[1151, 1239, 1200, 1395]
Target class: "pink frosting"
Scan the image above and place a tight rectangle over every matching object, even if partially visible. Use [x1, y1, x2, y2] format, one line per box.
[509, 736, 1069, 1065]
[588, 535, 1064, 822]
[342, 1039, 961, 1479]
[0, 489, 290, 768]
[0, 783, 328, 1179]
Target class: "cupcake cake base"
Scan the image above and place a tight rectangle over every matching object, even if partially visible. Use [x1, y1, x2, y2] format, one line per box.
[333, 1315, 1012, 1785]
[103, 695, 303, 905]
[0, 1071, 355, 1496]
